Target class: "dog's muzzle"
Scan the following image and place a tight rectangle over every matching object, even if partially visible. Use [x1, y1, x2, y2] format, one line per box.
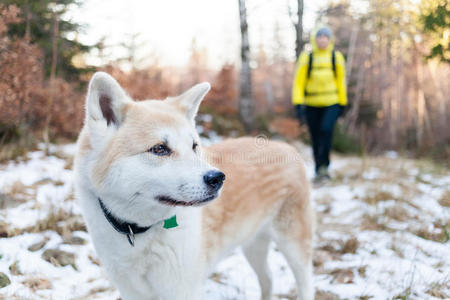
[203, 170, 225, 192]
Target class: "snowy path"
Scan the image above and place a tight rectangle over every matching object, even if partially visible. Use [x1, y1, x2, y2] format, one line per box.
[0, 143, 448, 299]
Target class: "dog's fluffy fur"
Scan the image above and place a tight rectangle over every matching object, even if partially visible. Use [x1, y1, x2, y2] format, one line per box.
[74, 72, 314, 300]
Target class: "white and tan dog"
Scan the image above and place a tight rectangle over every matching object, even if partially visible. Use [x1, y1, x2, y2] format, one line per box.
[74, 72, 314, 300]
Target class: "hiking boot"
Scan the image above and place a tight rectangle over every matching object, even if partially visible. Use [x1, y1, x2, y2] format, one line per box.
[314, 166, 330, 184]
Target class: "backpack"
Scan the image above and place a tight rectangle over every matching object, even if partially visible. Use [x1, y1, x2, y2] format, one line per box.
[307, 50, 336, 78]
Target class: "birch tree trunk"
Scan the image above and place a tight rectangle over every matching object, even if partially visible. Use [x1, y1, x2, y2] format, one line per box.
[414, 48, 427, 148]
[295, 0, 304, 59]
[44, 13, 58, 154]
[346, 25, 358, 80]
[238, 0, 254, 132]
[288, 0, 304, 59]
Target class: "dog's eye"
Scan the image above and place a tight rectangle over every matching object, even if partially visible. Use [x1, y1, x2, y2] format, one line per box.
[149, 144, 171, 156]
[193, 142, 198, 152]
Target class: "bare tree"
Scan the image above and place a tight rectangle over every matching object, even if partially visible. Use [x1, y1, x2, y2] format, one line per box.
[43, 12, 59, 154]
[288, 0, 304, 59]
[346, 25, 359, 80]
[238, 0, 254, 132]
[120, 33, 146, 70]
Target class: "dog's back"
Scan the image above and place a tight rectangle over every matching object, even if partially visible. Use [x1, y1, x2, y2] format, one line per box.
[202, 137, 314, 300]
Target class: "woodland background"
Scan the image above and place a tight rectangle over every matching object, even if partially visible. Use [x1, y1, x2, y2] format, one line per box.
[0, 1, 449, 299]
[0, 0, 449, 162]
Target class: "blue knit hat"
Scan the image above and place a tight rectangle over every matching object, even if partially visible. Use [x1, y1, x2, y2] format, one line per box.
[316, 27, 331, 38]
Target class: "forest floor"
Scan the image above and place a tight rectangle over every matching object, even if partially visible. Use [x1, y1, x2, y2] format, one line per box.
[0, 141, 449, 300]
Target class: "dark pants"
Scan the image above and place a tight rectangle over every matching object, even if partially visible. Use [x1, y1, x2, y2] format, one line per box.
[305, 104, 340, 173]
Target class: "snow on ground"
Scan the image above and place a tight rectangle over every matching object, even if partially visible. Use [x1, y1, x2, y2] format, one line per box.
[0, 142, 449, 299]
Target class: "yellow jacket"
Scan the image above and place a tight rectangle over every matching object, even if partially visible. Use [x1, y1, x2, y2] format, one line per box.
[292, 29, 347, 107]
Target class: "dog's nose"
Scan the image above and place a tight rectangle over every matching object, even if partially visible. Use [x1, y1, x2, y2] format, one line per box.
[203, 170, 225, 191]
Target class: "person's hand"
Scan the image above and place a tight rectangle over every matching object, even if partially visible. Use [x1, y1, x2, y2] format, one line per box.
[295, 105, 305, 124]
[339, 105, 348, 118]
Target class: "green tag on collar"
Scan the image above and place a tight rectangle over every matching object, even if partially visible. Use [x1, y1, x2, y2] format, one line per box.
[163, 215, 178, 229]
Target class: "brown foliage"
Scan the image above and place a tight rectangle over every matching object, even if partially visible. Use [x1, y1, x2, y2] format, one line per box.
[0, 5, 42, 128]
[204, 65, 238, 115]
[0, 5, 21, 33]
[269, 117, 301, 139]
[0, 4, 84, 139]
[30, 79, 84, 137]
[0, 39, 43, 125]
[101, 65, 174, 100]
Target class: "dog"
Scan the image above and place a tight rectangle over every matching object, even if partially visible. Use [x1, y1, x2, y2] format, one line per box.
[74, 72, 314, 300]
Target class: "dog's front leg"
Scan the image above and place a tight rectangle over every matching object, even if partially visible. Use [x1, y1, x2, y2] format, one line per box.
[117, 285, 153, 300]
[175, 279, 204, 300]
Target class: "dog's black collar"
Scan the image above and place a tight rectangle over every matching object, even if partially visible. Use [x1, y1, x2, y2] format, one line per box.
[98, 198, 152, 246]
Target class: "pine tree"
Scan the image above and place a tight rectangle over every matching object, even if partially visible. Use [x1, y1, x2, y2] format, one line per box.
[4, 0, 92, 80]
[420, 0, 450, 63]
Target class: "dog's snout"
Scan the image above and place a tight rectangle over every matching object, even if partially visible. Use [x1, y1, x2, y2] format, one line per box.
[203, 170, 225, 191]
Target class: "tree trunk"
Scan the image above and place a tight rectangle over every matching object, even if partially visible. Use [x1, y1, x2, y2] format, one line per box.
[44, 13, 58, 154]
[238, 0, 254, 132]
[347, 48, 367, 134]
[346, 25, 358, 80]
[24, 0, 31, 42]
[264, 81, 274, 113]
[291, 0, 304, 59]
[427, 61, 447, 133]
[414, 48, 428, 148]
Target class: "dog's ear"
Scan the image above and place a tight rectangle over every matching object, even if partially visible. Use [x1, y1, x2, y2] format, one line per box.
[85, 72, 131, 130]
[166, 82, 210, 123]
